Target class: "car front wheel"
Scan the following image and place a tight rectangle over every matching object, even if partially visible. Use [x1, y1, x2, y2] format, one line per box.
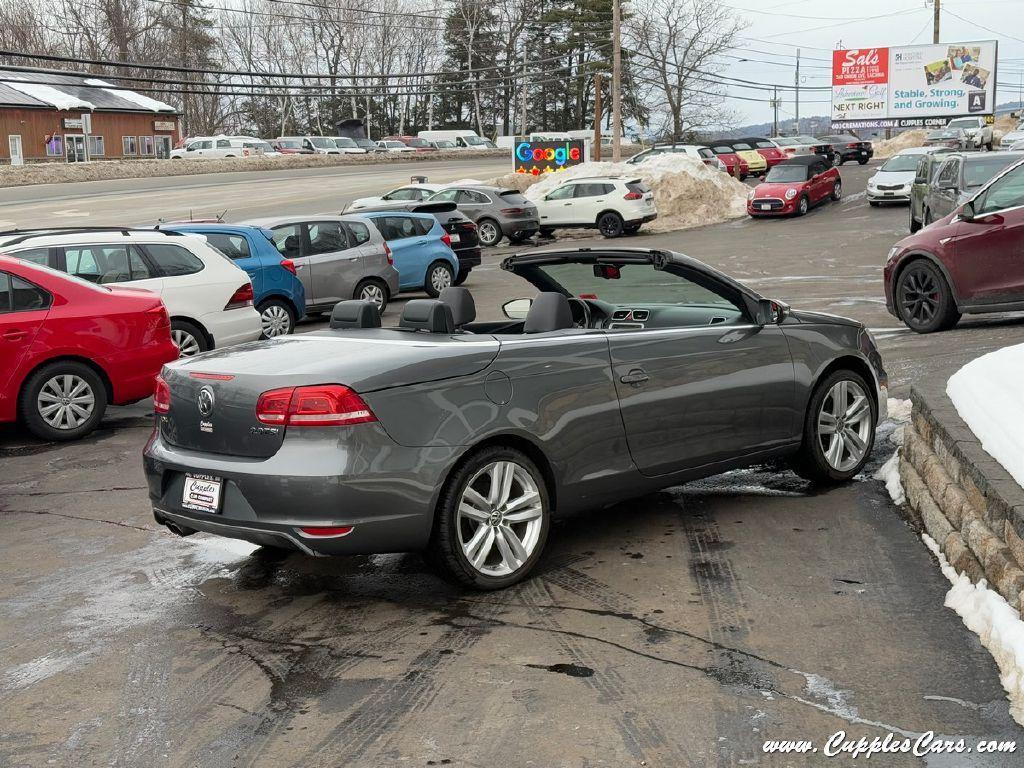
[795, 196, 809, 216]
[792, 369, 876, 483]
[425, 261, 454, 297]
[429, 446, 550, 589]
[597, 211, 625, 238]
[895, 260, 961, 333]
[831, 180, 842, 201]
[19, 361, 108, 441]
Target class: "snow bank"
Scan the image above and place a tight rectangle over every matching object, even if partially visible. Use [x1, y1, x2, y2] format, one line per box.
[84, 77, 176, 112]
[2, 80, 94, 111]
[486, 154, 750, 234]
[947, 343, 1024, 490]
[922, 533, 1024, 726]
[872, 130, 928, 159]
[874, 397, 911, 505]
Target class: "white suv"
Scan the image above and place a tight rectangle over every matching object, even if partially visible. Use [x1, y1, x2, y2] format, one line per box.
[0, 229, 261, 357]
[533, 176, 658, 237]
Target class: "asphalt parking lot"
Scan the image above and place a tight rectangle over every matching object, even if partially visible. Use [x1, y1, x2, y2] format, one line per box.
[3, 160, 1024, 767]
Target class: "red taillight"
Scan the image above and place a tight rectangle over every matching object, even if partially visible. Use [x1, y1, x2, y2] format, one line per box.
[383, 242, 393, 265]
[441, 233, 452, 247]
[153, 375, 171, 414]
[298, 526, 354, 538]
[189, 372, 234, 381]
[146, 303, 170, 328]
[500, 207, 524, 214]
[847, 143, 859, 148]
[623, 192, 643, 200]
[225, 282, 254, 310]
[256, 385, 377, 427]
[280, 259, 297, 276]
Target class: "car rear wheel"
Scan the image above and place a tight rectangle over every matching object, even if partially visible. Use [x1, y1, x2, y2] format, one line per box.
[896, 260, 961, 333]
[831, 180, 842, 201]
[257, 299, 295, 338]
[425, 261, 454, 298]
[597, 211, 625, 238]
[833, 155, 843, 167]
[858, 158, 868, 165]
[19, 361, 108, 442]
[429, 446, 550, 589]
[792, 369, 876, 483]
[508, 231, 533, 244]
[354, 278, 389, 312]
[795, 196, 809, 216]
[171, 320, 208, 358]
[909, 208, 922, 233]
[477, 218, 503, 247]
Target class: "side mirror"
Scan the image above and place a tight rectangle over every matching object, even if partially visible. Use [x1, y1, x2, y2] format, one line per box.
[503, 297, 532, 321]
[960, 200, 976, 221]
[758, 298, 790, 325]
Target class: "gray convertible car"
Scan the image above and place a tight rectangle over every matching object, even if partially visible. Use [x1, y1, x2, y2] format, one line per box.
[144, 247, 888, 589]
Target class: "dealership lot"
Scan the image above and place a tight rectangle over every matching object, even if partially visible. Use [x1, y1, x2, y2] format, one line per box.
[3, 161, 1024, 766]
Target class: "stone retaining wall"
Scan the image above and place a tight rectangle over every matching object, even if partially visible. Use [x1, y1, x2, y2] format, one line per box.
[900, 382, 1024, 613]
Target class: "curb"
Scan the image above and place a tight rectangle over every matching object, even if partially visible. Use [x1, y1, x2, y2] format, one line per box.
[900, 381, 1024, 613]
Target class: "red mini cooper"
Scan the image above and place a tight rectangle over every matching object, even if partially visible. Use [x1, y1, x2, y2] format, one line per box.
[747, 156, 842, 218]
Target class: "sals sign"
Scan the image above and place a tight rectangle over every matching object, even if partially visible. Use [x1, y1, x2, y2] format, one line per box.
[514, 139, 586, 175]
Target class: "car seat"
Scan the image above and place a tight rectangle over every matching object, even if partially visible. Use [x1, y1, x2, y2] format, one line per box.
[438, 286, 476, 330]
[523, 292, 573, 333]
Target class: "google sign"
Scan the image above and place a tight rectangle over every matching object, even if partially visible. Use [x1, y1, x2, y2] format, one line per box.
[514, 139, 587, 176]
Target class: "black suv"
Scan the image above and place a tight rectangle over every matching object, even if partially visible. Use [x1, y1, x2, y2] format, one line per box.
[821, 134, 874, 166]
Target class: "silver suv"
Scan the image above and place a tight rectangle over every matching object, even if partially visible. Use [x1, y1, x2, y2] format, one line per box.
[239, 215, 399, 313]
[426, 185, 539, 246]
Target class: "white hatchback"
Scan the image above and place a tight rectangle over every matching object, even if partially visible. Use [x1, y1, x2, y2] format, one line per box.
[533, 176, 658, 237]
[0, 230, 261, 357]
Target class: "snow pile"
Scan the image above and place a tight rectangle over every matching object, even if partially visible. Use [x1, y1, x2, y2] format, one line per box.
[922, 534, 1024, 726]
[487, 154, 749, 233]
[874, 397, 912, 505]
[872, 130, 928, 159]
[947, 343, 1024, 489]
[84, 78, 176, 112]
[1, 80, 95, 111]
[876, 451, 905, 505]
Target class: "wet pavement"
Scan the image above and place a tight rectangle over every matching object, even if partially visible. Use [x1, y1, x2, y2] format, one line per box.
[2, 162, 1024, 766]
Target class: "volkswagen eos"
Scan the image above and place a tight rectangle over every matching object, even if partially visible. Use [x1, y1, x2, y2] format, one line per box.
[144, 248, 887, 589]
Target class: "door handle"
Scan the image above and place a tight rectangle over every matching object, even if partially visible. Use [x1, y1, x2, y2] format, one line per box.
[2, 329, 27, 341]
[619, 368, 649, 386]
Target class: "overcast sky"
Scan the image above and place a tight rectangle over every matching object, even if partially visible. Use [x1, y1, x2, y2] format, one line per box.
[718, 0, 1024, 126]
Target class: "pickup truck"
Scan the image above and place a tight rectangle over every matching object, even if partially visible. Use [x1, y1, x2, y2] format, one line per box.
[945, 117, 993, 151]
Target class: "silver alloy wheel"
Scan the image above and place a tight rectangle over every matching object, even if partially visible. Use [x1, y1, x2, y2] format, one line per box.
[261, 304, 292, 337]
[817, 379, 872, 472]
[457, 460, 544, 577]
[37, 374, 96, 430]
[359, 283, 385, 308]
[833, 181, 842, 199]
[171, 328, 201, 357]
[478, 220, 499, 245]
[430, 264, 453, 293]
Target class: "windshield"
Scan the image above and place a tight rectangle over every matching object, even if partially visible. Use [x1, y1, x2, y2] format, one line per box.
[731, 142, 753, 151]
[499, 190, 529, 204]
[529, 262, 737, 308]
[278, 139, 301, 148]
[356, 139, 375, 147]
[244, 141, 274, 151]
[964, 156, 1018, 188]
[462, 135, 487, 146]
[434, 140, 455, 148]
[765, 164, 808, 183]
[772, 137, 798, 146]
[948, 119, 977, 129]
[753, 140, 775, 148]
[928, 130, 957, 139]
[880, 154, 923, 172]
[308, 137, 333, 148]
[711, 145, 734, 154]
[333, 137, 357, 147]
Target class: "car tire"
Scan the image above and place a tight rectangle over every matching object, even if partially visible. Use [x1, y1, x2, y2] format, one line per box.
[508, 232, 533, 244]
[791, 368, 877, 484]
[624, 224, 641, 235]
[831, 180, 842, 201]
[477, 218, 503, 247]
[986, 141, 994, 152]
[833, 155, 843, 167]
[19, 360, 108, 442]
[424, 260, 455, 298]
[923, 208, 933, 226]
[453, 268, 471, 286]
[538, 227, 555, 238]
[428, 445, 550, 590]
[171, 319, 209, 358]
[597, 211, 625, 238]
[257, 299, 295, 338]
[909, 209, 922, 233]
[869, 200, 880, 207]
[858, 158, 868, 165]
[895, 259, 961, 333]
[795, 196, 809, 217]
[354, 278, 389, 312]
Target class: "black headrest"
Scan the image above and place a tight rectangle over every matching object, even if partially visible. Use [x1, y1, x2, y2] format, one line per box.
[330, 300, 381, 329]
[438, 286, 476, 327]
[524, 292, 573, 334]
[399, 299, 455, 333]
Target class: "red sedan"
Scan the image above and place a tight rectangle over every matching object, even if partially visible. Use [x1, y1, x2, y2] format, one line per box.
[747, 156, 842, 218]
[884, 157, 1024, 333]
[0, 256, 179, 440]
[708, 144, 750, 180]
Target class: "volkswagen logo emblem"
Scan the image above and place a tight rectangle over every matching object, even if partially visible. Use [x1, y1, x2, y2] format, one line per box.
[197, 386, 215, 417]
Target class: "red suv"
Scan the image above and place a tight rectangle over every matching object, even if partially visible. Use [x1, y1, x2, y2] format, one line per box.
[884, 157, 1024, 333]
[0, 256, 179, 440]
[747, 156, 842, 217]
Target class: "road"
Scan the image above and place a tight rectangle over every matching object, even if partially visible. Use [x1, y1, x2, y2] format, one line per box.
[2, 161, 1023, 767]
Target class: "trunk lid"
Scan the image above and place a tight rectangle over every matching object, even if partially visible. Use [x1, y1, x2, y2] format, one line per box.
[159, 331, 499, 457]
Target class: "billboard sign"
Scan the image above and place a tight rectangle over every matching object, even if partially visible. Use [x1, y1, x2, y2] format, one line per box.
[832, 40, 997, 129]
[514, 139, 587, 175]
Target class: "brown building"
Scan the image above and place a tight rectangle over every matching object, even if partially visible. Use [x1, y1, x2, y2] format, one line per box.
[0, 70, 181, 164]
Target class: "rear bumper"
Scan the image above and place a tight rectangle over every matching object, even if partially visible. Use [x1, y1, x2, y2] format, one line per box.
[107, 341, 179, 404]
[626, 213, 657, 225]
[203, 307, 261, 348]
[456, 247, 482, 270]
[143, 426, 459, 555]
[502, 218, 540, 236]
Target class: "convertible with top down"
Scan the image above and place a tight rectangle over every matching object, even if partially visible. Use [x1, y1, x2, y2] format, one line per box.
[144, 248, 888, 589]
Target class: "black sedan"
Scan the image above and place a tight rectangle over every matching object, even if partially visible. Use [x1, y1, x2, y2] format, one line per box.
[821, 134, 874, 165]
[144, 248, 888, 589]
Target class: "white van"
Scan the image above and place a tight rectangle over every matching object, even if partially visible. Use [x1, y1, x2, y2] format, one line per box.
[417, 130, 497, 150]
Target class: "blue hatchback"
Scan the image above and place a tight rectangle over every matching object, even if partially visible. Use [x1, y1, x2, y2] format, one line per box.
[162, 223, 307, 337]
[355, 212, 460, 297]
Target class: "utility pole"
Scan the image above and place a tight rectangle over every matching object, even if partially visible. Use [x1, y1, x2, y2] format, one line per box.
[932, 0, 940, 44]
[794, 48, 801, 133]
[520, 40, 529, 137]
[611, 0, 622, 162]
[771, 86, 779, 136]
[593, 73, 603, 162]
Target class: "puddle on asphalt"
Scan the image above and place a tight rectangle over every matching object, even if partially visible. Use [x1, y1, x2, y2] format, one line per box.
[525, 662, 595, 678]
